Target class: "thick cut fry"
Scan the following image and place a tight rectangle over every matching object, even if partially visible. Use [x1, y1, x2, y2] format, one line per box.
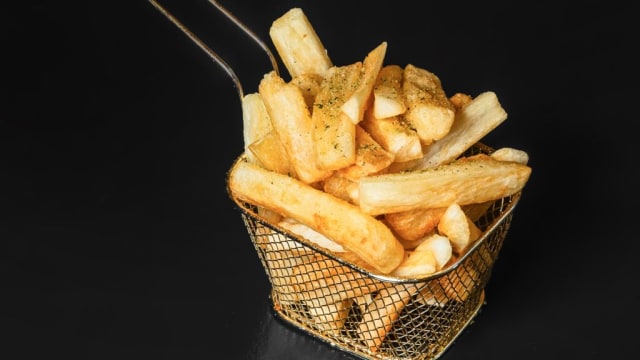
[373, 64, 406, 119]
[358, 154, 531, 215]
[335, 125, 394, 181]
[312, 63, 361, 171]
[341, 42, 387, 124]
[307, 299, 351, 335]
[391, 250, 437, 278]
[241, 93, 273, 164]
[228, 160, 405, 274]
[360, 110, 423, 162]
[411, 91, 508, 170]
[290, 73, 323, 110]
[437, 203, 482, 254]
[259, 71, 331, 183]
[384, 207, 446, 242]
[402, 64, 455, 145]
[278, 218, 345, 253]
[322, 172, 359, 205]
[288, 254, 386, 305]
[269, 8, 333, 79]
[490, 147, 530, 165]
[248, 130, 292, 175]
[439, 262, 482, 302]
[414, 233, 452, 270]
[357, 283, 421, 353]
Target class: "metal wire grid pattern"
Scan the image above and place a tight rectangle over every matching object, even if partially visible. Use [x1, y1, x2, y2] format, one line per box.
[231, 172, 519, 359]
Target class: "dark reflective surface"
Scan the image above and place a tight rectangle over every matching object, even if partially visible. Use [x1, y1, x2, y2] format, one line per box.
[2, 1, 637, 359]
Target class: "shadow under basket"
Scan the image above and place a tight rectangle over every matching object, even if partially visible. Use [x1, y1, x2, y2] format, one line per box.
[227, 143, 522, 360]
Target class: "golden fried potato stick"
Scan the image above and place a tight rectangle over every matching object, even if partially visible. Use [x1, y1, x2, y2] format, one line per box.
[247, 130, 292, 175]
[391, 250, 437, 278]
[414, 233, 453, 270]
[269, 8, 333, 79]
[289, 73, 323, 110]
[384, 207, 446, 242]
[278, 218, 345, 253]
[357, 282, 422, 353]
[373, 64, 407, 119]
[307, 298, 352, 335]
[228, 160, 406, 274]
[437, 203, 482, 254]
[402, 64, 455, 146]
[334, 125, 394, 181]
[259, 71, 331, 183]
[289, 256, 387, 306]
[490, 147, 530, 165]
[241, 93, 273, 165]
[358, 154, 531, 215]
[360, 110, 423, 163]
[322, 172, 359, 205]
[341, 42, 387, 124]
[312, 63, 361, 171]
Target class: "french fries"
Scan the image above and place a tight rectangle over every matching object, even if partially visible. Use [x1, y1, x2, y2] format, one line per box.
[358, 154, 531, 215]
[341, 42, 387, 124]
[437, 203, 482, 255]
[311, 62, 361, 171]
[258, 70, 331, 183]
[269, 7, 332, 79]
[402, 64, 455, 146]
[227, 6, 532, 353]
[373, 65, 407, 119]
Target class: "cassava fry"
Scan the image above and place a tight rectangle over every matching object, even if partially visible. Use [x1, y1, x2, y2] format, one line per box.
[278, 218, 345, 253]
[259, 71, 331, 183]
[248, 130, 292, 175]
[312, 63, 361, 171]
[341, 42, 387, 124]
[358, 154, 531, 215]
[357, 283, 422, 353]
[269, 8, 333, 79]
[290, 73, 323, 110]
[391, 249, 437, 278]
[289, 255, 388, 306]
[384, 207, 446, 242]
[373, 64, 407, 119]
[360, 110, 423, 162]
[241, 93, 273, 165]
[490, 147, 530, 165]
[414, 233, 453, 270]
[437, 203, 482, 255]
[307, 299, 352, 335]
[228, 159, 405, 274]
[402, 64, 455, 145]
[322, 172, 359, 205]
[334, 125, 394, 181]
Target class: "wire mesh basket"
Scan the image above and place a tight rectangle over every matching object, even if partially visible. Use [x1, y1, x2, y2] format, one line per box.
[227, 143, 521, 360]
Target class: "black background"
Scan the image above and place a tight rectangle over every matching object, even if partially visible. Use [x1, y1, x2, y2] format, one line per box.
[2, 1, 638, 359]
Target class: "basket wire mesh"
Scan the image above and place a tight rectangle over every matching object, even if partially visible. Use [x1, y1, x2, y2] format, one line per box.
[229, 144, 521, 360]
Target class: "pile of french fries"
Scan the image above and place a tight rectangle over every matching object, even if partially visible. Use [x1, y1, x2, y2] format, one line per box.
[230, 6, 531, 275]
[227, 7, 532, 353]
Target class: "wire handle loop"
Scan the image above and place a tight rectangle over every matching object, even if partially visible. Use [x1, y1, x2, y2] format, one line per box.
[148, 0, 279, 101]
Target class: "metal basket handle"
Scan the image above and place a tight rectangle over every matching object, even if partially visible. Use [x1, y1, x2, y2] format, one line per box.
[148, 0, 280, 101]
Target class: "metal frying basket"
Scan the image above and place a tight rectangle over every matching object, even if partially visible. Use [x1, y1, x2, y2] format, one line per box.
[148, 2, 522, 359]
[227, 143, 521, 360]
